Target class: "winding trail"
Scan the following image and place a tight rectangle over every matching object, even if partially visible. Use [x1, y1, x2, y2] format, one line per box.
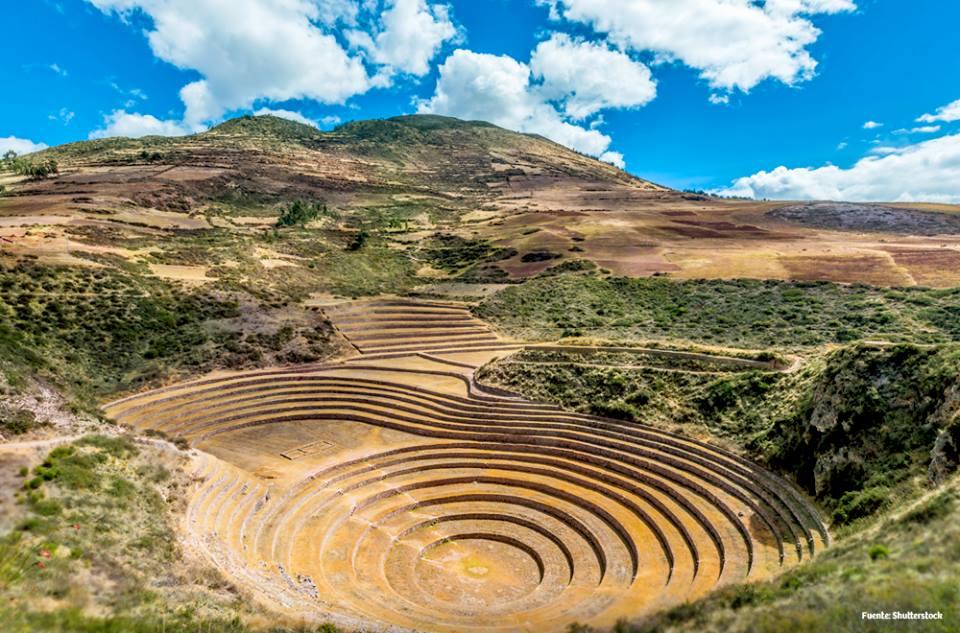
[0, 434, 85, 453]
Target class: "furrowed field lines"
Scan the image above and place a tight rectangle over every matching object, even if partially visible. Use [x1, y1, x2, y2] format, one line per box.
[325, 300, 522, 358]
[103, 301, 826, 632]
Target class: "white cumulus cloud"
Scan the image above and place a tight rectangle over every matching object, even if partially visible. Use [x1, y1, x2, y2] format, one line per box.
[419, 48, 625, 162]
[530, 33, 656, 120]
[918, 98, 960, 124]
[349, 0, 457, 76]
[89, 0, 369, 128]
[599, 151, 625, 168]
[715, 132, 960, 204]
[0, 137, 49, 156]
[863, 120, 883, 129]
[87, 0, 455, 129]
[539, 0, 855, 93]
[253, 108, 318, 128]
[419, 36, 656, 167]
[89, 110, 193, 139]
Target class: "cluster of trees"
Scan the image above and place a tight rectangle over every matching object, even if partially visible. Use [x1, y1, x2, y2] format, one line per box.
[682, 188, 754, 201]
[0, 150, 59, 180]
[275, 199, 337, 227]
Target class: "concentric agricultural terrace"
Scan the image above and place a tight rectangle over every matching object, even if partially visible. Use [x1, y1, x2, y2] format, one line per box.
[105, 300, 827, 633]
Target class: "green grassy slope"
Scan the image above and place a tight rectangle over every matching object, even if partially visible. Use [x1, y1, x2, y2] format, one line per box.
[0, 435, 346, 633]
[476, 275, 960, 349]
[624, 478, 960, 633]
[0, 261, 339, 407]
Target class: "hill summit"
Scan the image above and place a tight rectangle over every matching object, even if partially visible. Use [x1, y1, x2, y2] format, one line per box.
[30, 113, 668, 226]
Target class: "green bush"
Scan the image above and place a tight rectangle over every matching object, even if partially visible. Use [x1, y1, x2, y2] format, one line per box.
[346, 229, 369, 251]
[832, 487, 890, 525]
[33, 445, 105, 490]
[28, 498, 62, 517]
[589, 399, 640, 421]
[78, 435, 137, 458]
[869, 544, 891, 561]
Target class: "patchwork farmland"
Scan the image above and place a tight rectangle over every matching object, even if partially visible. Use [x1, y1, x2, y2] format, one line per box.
[105, 301, 826, 632]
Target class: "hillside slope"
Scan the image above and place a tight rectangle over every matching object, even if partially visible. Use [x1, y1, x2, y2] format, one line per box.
[4, 114, 960, 287]
[25, 114, 662, 219]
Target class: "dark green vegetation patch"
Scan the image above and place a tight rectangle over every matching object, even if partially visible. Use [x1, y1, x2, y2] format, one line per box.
[477, 276, 960, 348]
[419, 233, 517, 277]
[0, 405, 41, 436]
[0, 262, 333, 402]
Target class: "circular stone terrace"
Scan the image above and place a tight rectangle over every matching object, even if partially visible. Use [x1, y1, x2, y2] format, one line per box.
[104, 299, 827, 633]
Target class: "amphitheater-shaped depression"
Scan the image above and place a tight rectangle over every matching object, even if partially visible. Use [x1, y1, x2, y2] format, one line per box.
[105, 300, 828, 632]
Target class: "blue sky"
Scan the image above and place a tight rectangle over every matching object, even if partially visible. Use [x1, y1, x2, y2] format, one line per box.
[3, 0, 960, 201]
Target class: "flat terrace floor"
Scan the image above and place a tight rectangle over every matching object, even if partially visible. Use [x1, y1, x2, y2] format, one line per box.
[103, 300, 827, 633]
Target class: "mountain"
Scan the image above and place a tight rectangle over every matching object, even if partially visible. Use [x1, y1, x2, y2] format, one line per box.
[6, 114, 960, 289]
[28, 114, 666, 223]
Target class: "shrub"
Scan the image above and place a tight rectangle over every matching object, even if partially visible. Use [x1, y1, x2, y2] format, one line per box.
[589, 399, 640, 421]
[869, 544, 891, 561]
[0, 406, 40, 435]
[520, 250, 562, 263]
[78, 434, 137, 458]
[34, 446, 102, 490]
[728, 582, 778, 609]
[346, 229, 369, 251]
[29, 498, 62, 517]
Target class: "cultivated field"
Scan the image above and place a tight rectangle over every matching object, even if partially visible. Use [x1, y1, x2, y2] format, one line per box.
[104, 300, 826, 632]
[3, 116, 960, 292]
